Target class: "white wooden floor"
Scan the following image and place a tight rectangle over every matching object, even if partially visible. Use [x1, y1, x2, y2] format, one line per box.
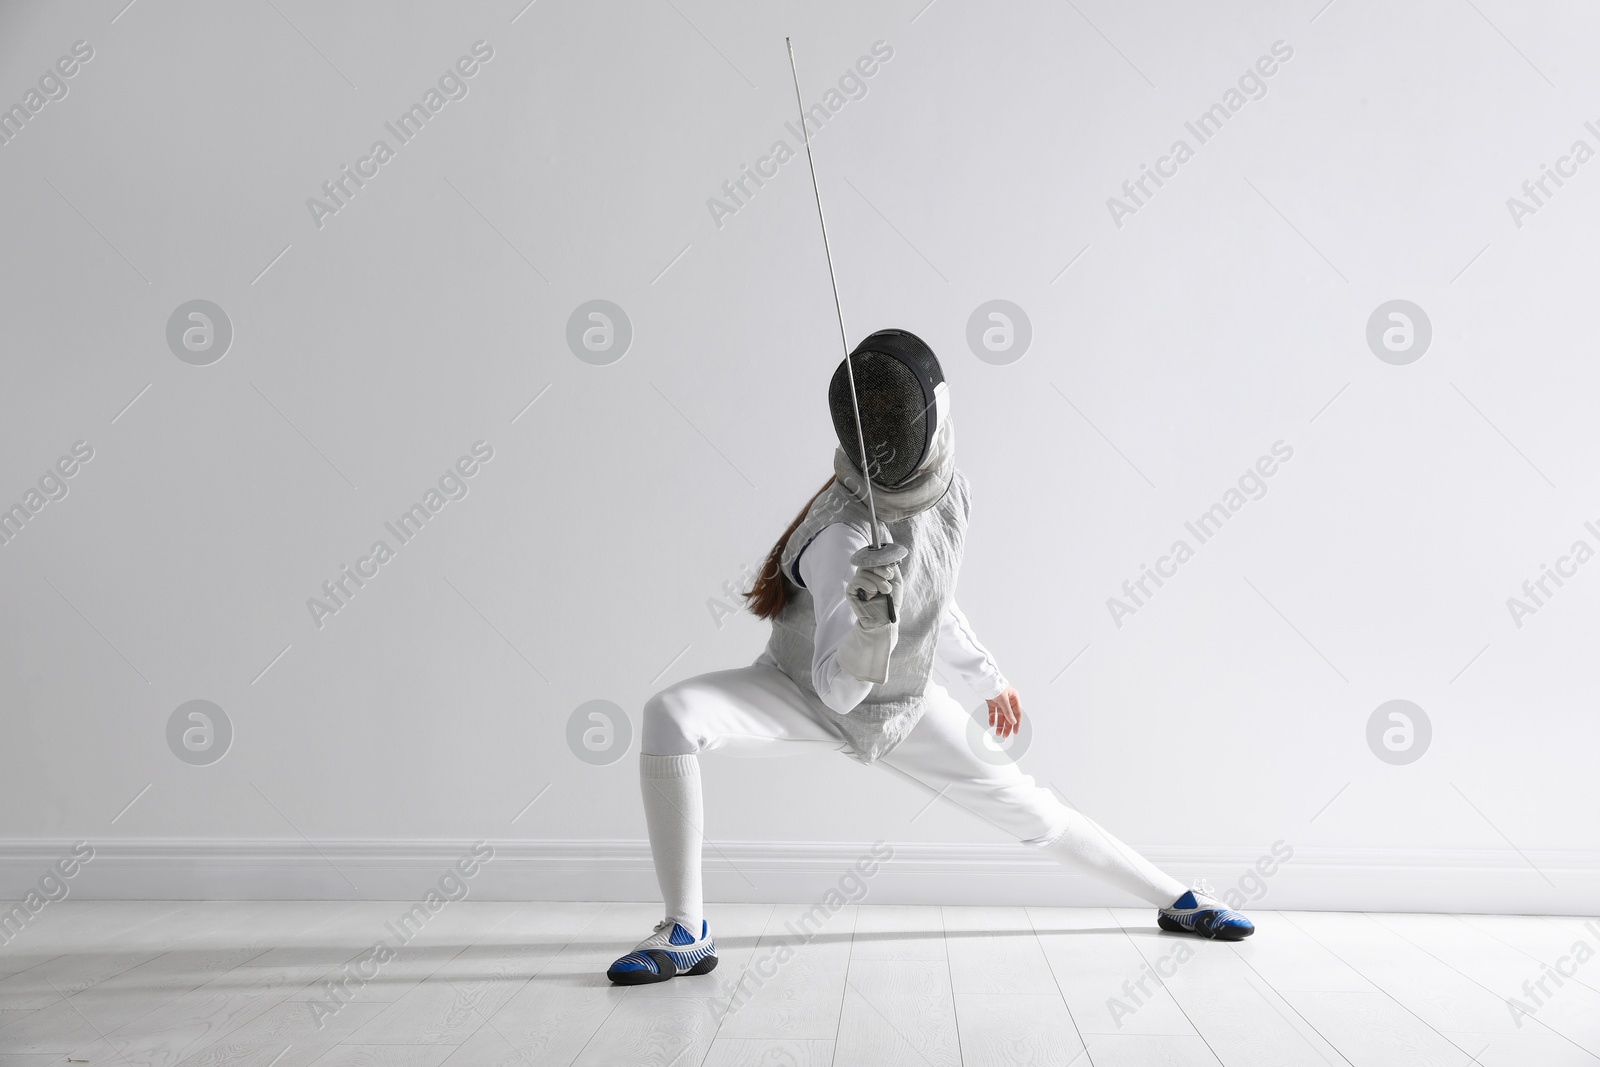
[0, 902, 1597, 1066]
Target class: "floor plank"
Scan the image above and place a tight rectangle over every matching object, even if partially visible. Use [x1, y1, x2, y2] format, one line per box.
[1028, 906, 1197, 1036]
[438, 972, 624, 1067]
[943, 906, 1057, 995]
[954, 992, 1085, 1066]
[0, 902, 1589, 1067]
[1286, 911, 1533, 1035]
[1537, 914, 1600, 949]
[564, 996, 723, 1067]
[700, 1037, 834, 1067]
[169, 1000, 387, 1067]
[1232, 911, 1375, 993]
[715, 905, 854, 1041]
[304, 1046, 457, 1067]
[344, 902, 583, 1044]
[835, 959, 961, 1067]
[0, 951, 158, 1010]
[1279, 990, 1474, 1066]
[1110, 914, 1350, 1067]
[1439, 1030, 1600, 1066]
[851, 905, 947, 962]
[1458, 913, 1600, 997]
[1372, 913, 1600, 1057]
[1083, 1033, 1224, 1066]
[77, 901, 366, 1066]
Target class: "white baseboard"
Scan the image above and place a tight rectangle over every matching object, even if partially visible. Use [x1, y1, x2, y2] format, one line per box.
[1, 839, 1595, 915]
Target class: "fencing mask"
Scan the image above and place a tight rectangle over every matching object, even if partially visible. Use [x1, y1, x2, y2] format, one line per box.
[828, 329, 947, 489]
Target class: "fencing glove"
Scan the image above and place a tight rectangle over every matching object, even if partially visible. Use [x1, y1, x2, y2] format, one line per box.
[837, 548, 904, 685]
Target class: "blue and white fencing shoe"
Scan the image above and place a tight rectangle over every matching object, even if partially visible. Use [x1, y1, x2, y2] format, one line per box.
[1158, 882, 1255, 941]
[605, 918, 718, 985]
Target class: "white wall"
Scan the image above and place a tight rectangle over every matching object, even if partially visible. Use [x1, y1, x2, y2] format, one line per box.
[1, 0, 1596, 912]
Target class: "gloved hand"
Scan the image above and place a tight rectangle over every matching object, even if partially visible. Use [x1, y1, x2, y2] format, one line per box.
[844, 560, 901, 629]
[837, 544, 906, 685]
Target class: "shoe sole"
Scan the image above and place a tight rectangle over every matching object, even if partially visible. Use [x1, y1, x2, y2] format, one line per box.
[606, 951, 718, 985]
[1158, 914, 1253, 941]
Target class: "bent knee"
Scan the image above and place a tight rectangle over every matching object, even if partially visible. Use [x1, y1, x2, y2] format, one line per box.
[642, 685, 700, 756]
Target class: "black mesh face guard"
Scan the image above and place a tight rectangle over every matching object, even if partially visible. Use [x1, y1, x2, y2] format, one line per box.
[828, 329, 944, 488]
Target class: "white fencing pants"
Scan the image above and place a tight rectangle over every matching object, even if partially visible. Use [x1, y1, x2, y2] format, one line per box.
[639, 661, 1186, 930]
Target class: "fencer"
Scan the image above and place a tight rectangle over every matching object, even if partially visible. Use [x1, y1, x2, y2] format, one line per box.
[605, 329, 1255, 985]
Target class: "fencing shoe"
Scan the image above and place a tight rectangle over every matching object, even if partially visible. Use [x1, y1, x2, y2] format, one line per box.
[606, 918, 718, 984]
[1158, 882, 1255, 941]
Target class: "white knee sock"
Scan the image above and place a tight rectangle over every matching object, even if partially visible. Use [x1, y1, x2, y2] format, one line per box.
[1038, 810, 1187, 907]
[640, 752, 704, 934]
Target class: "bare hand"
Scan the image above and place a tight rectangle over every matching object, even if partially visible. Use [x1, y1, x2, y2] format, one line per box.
[986, 686, 1022, 739]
